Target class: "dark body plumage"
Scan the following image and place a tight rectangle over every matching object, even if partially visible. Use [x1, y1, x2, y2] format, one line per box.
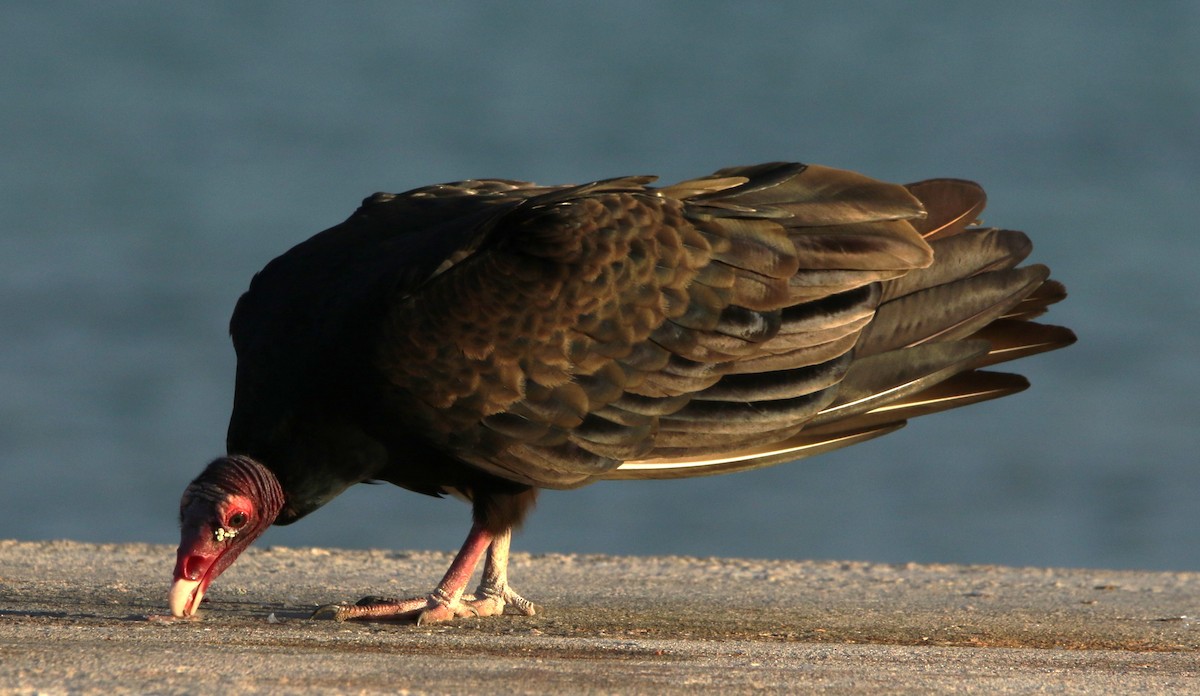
[171, 162, 1073, 621]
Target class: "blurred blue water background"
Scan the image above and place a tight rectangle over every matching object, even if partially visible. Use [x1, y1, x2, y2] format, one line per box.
[2, 2, 1197, 571]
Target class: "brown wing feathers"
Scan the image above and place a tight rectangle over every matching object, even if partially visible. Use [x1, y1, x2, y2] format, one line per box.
[615, 175, 1074, 479]
[377, 163, 1072, 487]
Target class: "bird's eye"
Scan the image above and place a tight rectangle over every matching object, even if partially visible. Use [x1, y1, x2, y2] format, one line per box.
[228, 512, 249, 529]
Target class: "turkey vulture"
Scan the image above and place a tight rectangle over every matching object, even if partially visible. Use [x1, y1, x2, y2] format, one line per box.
[170, 162, 1075, 623]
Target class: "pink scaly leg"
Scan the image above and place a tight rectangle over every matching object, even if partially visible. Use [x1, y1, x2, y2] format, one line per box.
[312, 522, 534, 623]
[462, 527, 536, 618]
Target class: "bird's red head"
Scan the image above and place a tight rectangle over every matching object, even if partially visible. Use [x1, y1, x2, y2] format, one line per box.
[170, 455, 284, 618]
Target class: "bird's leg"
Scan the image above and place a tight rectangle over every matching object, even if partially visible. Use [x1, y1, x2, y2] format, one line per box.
[460, 527, 536, 617]
[310, 522, 535, 623]
[312, 522, 493, 623]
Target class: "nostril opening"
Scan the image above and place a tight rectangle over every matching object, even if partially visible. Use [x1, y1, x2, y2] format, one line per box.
[183, 555, 206, 581]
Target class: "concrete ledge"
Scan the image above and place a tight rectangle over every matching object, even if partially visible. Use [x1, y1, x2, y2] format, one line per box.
[1, 540, 1198, 693]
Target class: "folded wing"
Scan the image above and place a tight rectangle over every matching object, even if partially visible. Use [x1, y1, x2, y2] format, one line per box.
[371, 163, 1073, 487]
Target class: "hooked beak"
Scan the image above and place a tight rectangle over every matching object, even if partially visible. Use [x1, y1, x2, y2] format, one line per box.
[168, 575, 204, 618]
[169, 548, 224, 618]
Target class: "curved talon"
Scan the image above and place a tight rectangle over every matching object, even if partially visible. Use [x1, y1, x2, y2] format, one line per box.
[310, 603, 351, 621]
[504, 588, 537, 616]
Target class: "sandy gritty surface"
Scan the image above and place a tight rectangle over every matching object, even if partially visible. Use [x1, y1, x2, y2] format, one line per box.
[1, 539, 1199, 693]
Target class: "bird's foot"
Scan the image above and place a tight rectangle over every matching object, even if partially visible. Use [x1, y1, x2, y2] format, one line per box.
[310, 583, 535, 624]
[461, 580, 537, 620]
